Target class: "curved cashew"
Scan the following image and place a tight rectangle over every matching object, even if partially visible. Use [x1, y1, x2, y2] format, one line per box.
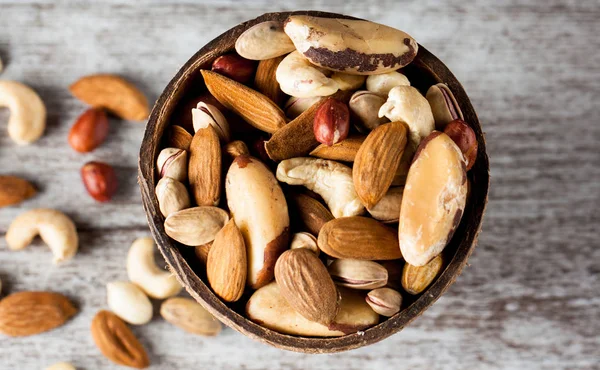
[5, 208, 78, 264]
[276, 157, 364, 218]
[378, 86, 434, 152]
[127, 237, 182, 299]
[0, 80, 46, 145]
[276, 51, 338, 98]
[366, 71, 410, 96]
[106, 281, 153, 325]
[331, 72, 366, 91]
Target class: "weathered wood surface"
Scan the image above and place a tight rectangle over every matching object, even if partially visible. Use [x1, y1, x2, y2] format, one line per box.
[0, 1, 598, 369]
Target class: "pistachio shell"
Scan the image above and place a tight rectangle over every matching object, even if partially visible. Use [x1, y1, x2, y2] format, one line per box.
[426, 83, 464, 130]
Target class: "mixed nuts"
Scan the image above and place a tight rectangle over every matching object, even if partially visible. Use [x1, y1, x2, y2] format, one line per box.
[154, 14, 478, 338]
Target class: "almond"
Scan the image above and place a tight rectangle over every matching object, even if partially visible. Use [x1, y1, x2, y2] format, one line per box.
[309, 135, 366, 162]
[265, 90, 352, 161]
[201, 70, 286, 133]
[0, 175, 36, 207]
[165, 125, 192, 150]
[318, 216, 402, 260]
[274, 249, 339, 325]
[91, 310, 150, 369]
[0, 291, 77, 337]
[254, 55, 286, 106]
[402, 254, 444, 294]
[188, 125, 221, 206]
[207, 219, 247, 302]
[194, 241, 212, 265]
[287, 192, 334, 236]
[69, 74, 149, 121]
[353, 121, 408, 209]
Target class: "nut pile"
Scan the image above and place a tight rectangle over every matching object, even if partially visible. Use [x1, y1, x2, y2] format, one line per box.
[156, 15, 478, 337]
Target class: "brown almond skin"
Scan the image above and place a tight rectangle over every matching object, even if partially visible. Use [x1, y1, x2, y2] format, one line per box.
[212, 53, 256, 84]
[402, 254, 444, 295]
[0, 176, 36, 207]
[318, 216, 402, 260]
[207, 220, 247, 302]
[188, 125, 221, 206]
[0, 291, 77, 337]
[201, 70, 286, 133]
[165, 125, 192, 151]
[265, 90, 353, 161]
[254, 55, 286, 106]
[353, 121, 408, 209]
[81, 161, 118, 202]
[313, 98, 350, 146]
[194, 242, 212, 265]
[444, 119, 478, 171]
[309, 135, 366, 162]
[91, 310, 150, 369]
[68, 108, 109, 153]
[274, 249, 339, 325]
[287, 192, 334, 235]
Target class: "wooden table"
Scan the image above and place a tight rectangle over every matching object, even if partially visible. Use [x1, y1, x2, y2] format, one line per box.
[1, 1, 598, 369]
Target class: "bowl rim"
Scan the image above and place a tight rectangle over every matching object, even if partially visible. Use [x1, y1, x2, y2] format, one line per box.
[138, 10, 490, 353]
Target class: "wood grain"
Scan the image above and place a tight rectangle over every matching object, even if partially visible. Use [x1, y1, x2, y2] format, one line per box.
[0, 0, 598, 369]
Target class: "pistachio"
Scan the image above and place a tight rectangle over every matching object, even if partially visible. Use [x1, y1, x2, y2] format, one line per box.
[164, 206, 229, 246]
[155, 177, 190, 217]
[366, 288, 402, 317]
[426, 83, 463, 130]
[367, 186, 404, 223]
[402, 254, 444, 294]
[284, 96, 321, 119]
[235, 21, 296, 60]
[366, 71, 410, 96]
[331, 72, 366, 91]
[192, 102, 231, 142]
[157, 148, 187, 182]
[349, 91, 389, 133]
[289, 232, 319, 255]
[328, 259, 388, 290]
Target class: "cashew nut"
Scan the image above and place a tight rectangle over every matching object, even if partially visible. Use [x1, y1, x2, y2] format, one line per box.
[275, 51, 338, 98]
[106, 281, 153, 325]
[127, 237, 182, 299]
[366, 71, 410, 96]
[276, 157, 364, 218]
[0, 80, 46, 145]
[5, 208, 78, 264]
[331, 72, 366, 91]
[45, 362, 76, 370]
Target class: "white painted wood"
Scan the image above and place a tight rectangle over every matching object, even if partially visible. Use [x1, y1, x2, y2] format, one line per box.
[0, 1, 598, 369]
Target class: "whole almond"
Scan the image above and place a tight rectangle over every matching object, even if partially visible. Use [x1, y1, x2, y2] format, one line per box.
[81, 161, 118, 202]
[309, 135, 366, 162]
[188, 125, 221, 206]
[68, 108, 109, 153]
[207, 219, 247, 302]
[254, 55, 286, 106]
[201, 70, 286, 133]
[165, 125, 192, 150]
[353, 121, 408, 209]
[402, 254, 444, 295]
[0, 175, 36, 207]
[288, 192, 334, 236]
[160, 297, 222, 336]
[69, 74, 149, 121]
[318, 216, 402, 260]
[274, 249, 339, 325]
[0, 291, 77, 337]
[91, 310, 149, 369]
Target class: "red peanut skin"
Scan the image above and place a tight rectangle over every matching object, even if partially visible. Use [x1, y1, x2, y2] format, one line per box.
[68, 108, 109, 153]
[313, 98, 350, 146]
[211, 54, 257, 84]
[81, 161, 118, 202]
[444, 119, 478, 171]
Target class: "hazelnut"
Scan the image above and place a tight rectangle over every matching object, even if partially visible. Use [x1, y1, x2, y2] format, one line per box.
[313, 98, 350, 146]
[81, 161, 118, 202]
[211, 54, 256, 84]
[68, 108, 109, 153]
[443, 119, 478, 170]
